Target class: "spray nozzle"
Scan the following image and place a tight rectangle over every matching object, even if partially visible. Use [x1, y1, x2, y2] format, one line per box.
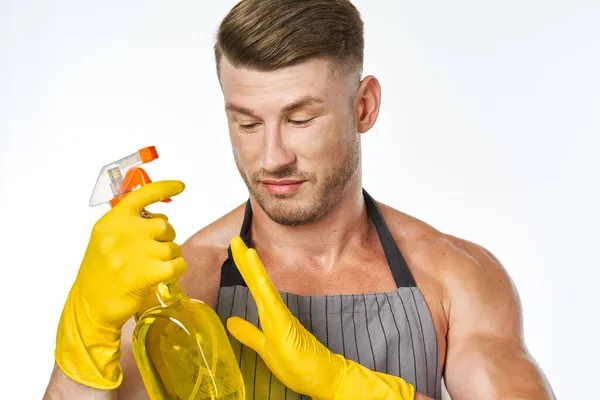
[89, 146, 171, 208]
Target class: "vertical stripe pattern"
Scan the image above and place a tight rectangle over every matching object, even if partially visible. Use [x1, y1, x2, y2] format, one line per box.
[215, 286, 442, 400]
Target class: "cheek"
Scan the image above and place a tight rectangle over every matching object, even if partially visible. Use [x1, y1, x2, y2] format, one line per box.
[230, 130, 263, 169]
[286, 122, 346, 164]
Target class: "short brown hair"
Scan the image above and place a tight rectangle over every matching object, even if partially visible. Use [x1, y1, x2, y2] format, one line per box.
[214, 0, 364, 76]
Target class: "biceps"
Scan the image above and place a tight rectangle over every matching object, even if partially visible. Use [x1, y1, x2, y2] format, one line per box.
[444, 334, 552, 400]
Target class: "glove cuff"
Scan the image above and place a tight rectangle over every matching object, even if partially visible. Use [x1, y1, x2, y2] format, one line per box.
[55, 286, 123, 390]
[332, 358, 415, 400]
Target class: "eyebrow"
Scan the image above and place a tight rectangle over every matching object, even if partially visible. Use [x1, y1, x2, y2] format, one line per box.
[225, 95, 325, 117]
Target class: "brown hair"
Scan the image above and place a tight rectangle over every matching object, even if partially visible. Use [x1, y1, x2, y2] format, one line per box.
[214, 0, 364, 77]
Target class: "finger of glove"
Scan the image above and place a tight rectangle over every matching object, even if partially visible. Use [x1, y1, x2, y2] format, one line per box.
[230, 236, 290, 327]
[143, 211, 168, 223]
[227, 316, 265, 355]
[133, 216, 176, 242]
[141, 240, 182, 261]
[133, 257, 187, 288]
[115, 180, 185, 216]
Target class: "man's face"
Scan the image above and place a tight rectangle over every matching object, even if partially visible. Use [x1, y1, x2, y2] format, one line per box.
[220, 57, 361, 226]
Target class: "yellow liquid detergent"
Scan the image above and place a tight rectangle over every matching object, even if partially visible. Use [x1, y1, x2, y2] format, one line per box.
[132, 280, 245, 400]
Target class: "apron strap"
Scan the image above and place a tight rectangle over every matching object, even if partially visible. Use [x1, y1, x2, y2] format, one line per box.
[363, 189, 416, 287]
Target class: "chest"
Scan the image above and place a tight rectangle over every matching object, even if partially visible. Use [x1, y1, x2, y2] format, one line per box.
[242, 250, 448, 368]
[215, 285, 444, 400]
[268, 253, 447, 358]
[263, 255, 399, 295]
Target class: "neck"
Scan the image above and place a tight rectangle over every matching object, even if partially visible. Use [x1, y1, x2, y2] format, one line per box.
[249, 178, 370, 269]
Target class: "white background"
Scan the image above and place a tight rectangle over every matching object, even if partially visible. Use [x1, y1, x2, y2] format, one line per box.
[1, 0, 598, 398]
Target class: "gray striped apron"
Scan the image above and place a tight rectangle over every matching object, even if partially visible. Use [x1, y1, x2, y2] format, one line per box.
[216, 190, 442, 399]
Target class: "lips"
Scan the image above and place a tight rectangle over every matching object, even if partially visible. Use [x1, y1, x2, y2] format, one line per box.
[261, 179, 305, 195]
[261, 179, 304, 185]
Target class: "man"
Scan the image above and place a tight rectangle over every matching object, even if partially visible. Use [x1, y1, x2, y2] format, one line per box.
[44, 0, 555, 399]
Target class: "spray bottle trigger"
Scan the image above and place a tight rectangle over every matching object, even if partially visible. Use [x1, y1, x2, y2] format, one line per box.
[109, 167, 172, 207]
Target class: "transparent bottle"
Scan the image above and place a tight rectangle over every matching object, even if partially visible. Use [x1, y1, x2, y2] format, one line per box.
[132, 278, 245, 400]
[90, 146, 244, 399]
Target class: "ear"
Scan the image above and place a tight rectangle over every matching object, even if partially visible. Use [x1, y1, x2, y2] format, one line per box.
[354, 75, 382, 133]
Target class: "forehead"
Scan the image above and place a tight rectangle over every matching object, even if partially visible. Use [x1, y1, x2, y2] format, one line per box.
[219, 57, 346, 110]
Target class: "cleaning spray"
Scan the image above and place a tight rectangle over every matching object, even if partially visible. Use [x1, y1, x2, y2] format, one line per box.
[89, 146, 245, 400]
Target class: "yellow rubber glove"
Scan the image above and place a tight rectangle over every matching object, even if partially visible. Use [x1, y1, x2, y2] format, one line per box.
[55, 180, 187, 390]
[227, 236, 416, 400]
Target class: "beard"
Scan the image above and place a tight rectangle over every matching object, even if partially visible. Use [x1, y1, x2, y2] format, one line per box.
[235, 131, 360, 226]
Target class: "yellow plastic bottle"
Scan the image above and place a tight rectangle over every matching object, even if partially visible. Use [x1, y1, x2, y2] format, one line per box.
[90, 146, 244, 400]
[132, 279, 245, 400]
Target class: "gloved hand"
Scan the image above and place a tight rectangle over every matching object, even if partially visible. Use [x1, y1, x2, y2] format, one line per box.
[227, 236, 416, 400]
[55, 180, 187, 389]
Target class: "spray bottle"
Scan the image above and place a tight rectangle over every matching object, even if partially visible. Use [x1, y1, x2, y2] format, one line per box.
[90, 146, 245, 400]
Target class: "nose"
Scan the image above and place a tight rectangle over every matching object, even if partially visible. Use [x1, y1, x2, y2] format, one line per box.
[260, 124, 296, 172]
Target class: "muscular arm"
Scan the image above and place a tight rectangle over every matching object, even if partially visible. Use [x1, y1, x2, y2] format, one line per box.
[43, 365, 117, 400]
[442, 238, 555, 400]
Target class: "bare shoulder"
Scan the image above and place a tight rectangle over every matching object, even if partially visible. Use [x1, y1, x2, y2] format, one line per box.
[178, 202, 247, 305]
[376, 200, 522, 337]
[376, 201, 558, 398]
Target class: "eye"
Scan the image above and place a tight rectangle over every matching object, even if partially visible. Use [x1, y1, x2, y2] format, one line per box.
[239, 123, 260, 132]
[288, 117, 316, 126]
